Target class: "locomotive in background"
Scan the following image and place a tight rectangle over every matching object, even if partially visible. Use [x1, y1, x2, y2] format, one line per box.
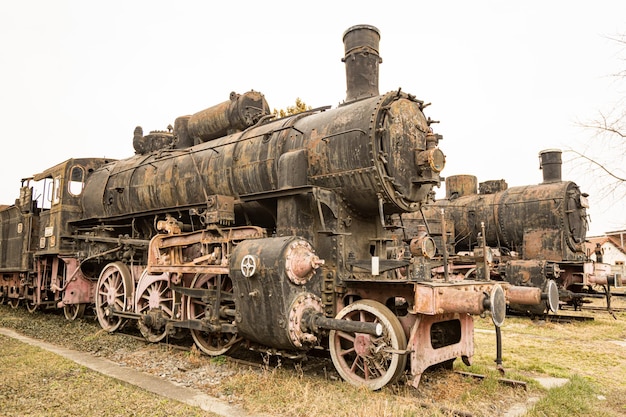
[402, 149, 620, 315]
[0, 25, 550, 390]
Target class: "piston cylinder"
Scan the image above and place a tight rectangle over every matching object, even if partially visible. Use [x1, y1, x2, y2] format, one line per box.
[229, 236, 325, 349]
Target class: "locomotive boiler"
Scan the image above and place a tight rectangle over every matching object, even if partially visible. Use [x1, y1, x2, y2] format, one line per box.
[405, 149, 617, 313]
[0, 25, 550, 390]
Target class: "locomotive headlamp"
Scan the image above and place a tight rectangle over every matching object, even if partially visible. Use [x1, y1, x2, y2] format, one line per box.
[416, 148, 446, 173]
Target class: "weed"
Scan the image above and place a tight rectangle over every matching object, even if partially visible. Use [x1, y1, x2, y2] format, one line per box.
[209, 355, 227, 365]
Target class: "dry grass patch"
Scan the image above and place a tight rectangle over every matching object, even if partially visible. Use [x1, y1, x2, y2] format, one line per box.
[0, 335, 220, 417]
[2, 295, 626, 416]
[471, 297, 626, 416]
[212, 354, 533, 416]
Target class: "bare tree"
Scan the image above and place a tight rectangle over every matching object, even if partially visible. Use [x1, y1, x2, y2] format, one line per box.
[568, 34, 626, 203]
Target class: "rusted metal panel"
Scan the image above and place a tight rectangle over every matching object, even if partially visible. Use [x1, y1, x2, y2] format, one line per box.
[501, 259, 558, 287]
[59, 257, 94, 306]
[409, 313, 474, 388]
[445, 175, 477, 199]
[0, 206, 33, 271]
[0, 272, 21, 301]
[413, 281, 497, 316]
[523, 228, 564, 261]
[229, 236, 325, 350]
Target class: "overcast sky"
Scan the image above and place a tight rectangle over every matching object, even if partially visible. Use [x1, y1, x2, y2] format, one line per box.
[1, 0, 624, 236]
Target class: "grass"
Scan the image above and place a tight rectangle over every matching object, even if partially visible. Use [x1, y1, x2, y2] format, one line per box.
[469, 295, 626, 416]
[1, 293, 626, 416]
[212, 296, 626, 417]
[0, 335, 220, 417]
[524, 375, 603, 416]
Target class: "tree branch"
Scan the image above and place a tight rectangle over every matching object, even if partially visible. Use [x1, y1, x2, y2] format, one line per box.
[564, 149, 626, 182]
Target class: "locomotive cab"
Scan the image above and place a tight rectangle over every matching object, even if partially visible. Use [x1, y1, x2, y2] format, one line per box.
[32, 158, 114, 255]
[1, 158, 113, 309]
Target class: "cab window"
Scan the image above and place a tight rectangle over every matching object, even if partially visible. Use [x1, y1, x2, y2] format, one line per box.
[33, 178, 53, 210]
[68, 165, 85, 196]
[52, 176, 61, 205]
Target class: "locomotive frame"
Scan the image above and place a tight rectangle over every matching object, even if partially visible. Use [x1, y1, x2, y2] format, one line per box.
[0, 25, 551, 390]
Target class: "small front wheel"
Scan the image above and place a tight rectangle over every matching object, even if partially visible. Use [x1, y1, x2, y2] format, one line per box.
[329, 299, 407, 390]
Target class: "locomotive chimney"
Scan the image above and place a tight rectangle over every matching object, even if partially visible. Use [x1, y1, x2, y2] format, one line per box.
[539, 149, 562, 183]
[342, 25, 382, 103]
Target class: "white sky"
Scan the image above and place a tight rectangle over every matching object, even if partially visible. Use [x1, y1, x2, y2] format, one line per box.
[1, 0, 625, 236]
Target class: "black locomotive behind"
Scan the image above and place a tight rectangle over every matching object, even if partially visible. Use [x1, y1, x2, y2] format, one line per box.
[0, 25, 550, 390]
[402, 149, 620, 315]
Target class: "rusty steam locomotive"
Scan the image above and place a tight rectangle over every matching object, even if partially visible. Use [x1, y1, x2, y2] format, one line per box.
[401, 149, 619, 315]
[0, 25, 551, 389]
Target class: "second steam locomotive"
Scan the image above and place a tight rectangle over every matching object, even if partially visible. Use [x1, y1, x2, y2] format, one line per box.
[403, 149, 619, 315]
[0, 25, 551, 390]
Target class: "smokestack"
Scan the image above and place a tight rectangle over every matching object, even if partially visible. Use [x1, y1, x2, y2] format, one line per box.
[539, 149, 562, 183]
[342, 25, 382, 103]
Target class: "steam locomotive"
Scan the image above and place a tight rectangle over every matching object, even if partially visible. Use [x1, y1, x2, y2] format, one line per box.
[400, 149, 619, 315]
[0, 25, 549, 390]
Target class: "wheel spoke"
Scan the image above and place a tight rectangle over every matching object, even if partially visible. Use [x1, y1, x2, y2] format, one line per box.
[340, 346, 356, 357]
[350, 356, 361, 373]
[158, 285, 169, 298]
[114, 297, 125, 310]
[362, 360, 371, 380]
[336, 330, 355, 343]
[161, 304, 174, 317]
[137, 303, 149, 314]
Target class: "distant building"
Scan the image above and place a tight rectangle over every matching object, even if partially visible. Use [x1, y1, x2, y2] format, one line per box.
[606, 230, 626, 253]
[586, 230, 626, 286]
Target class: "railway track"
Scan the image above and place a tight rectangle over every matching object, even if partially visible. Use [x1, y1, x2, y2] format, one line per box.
[507, 299, 626, 323]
